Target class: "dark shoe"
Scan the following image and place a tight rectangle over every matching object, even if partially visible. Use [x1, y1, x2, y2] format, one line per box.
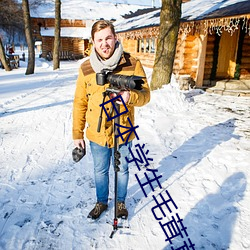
[117, 202, 128, 219]
[87, 202, 108, 220]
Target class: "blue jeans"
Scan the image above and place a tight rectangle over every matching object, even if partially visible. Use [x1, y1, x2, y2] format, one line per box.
[90, 141, 132, 205]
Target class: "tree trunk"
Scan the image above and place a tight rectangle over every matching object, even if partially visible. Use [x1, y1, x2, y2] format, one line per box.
[22, 0, 35, 75]
[53, 0, 61, 70]
[151, 0, 182, 90]
[0, 37, 11, 71]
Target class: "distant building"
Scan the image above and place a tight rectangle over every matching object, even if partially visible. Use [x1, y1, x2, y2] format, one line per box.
[31, 17, 92, 60]
[30, 1, 151, 60]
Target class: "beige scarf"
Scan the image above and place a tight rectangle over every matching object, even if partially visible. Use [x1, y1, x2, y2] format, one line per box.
[90, 41, 123, 73]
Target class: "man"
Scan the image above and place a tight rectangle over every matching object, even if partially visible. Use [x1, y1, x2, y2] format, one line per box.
[72, 20, 150, 220]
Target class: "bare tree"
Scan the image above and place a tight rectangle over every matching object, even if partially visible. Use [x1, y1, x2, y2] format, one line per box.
[29, 0, 47, 8]
[53, 0, 61, 70]
[151, 0, 182, 90]
[0, 37, 11, 71]
[0, 0, 23, 71]
[0, 0, 24, 38]
[22, 0, 35, 75]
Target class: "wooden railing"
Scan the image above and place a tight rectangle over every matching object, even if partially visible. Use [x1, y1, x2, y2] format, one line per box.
[46, 51, 83, 61]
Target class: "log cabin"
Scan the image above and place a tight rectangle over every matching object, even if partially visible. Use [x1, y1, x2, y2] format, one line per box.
[31, 18, 92, 60]
[115, 0, 250, 93]
[30, 1, 152, 61]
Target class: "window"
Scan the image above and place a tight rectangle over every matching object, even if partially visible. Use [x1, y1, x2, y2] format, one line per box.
[137, 38, 156, 54]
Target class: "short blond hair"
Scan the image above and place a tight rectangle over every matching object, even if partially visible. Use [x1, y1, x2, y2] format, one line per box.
[91, 20, 116, 40]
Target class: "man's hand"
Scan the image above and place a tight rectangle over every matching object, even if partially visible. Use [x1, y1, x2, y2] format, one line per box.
[74, 139, 85, 149]
[118, 90, 130, 104]
[109, 90, 130, 105]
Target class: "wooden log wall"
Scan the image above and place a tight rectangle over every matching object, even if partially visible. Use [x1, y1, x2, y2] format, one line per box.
[120, 31, 200, 77]
[183, 35, 198, 79]
[120, 38, 156, 68]
[41, 37, 86, 58]
[72, 38, 87, 55]
[120, 39, 137, 54]
[61, 38, 74, 52]
[173, 34, 185, 75]
[134, 53, 155, 68]
[32, 18, 86, 29]
[41, 37, 53, 58]
[173, 34, 199, 80]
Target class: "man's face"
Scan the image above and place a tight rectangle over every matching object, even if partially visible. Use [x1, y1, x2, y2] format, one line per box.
[93, 27, 117, 60]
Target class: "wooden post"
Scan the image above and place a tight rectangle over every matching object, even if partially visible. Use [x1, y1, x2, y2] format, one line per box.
[195, 32, 207, 88]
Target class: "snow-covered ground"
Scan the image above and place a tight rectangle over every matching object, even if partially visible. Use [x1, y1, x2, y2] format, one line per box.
[0, 49, 250, 250]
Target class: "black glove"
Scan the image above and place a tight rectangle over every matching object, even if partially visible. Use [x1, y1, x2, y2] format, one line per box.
[72, 146, 86, 162]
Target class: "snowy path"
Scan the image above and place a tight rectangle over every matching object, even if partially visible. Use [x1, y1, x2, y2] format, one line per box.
[0, 59, 250, 249]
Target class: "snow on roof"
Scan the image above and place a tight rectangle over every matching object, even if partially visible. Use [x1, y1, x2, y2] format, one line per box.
[30, 0, 151, 20]
[114, 8, 160, 32]
[40, 27, 92, 39]
[182, 0, 250, 21]
[114, 0, 250, 32]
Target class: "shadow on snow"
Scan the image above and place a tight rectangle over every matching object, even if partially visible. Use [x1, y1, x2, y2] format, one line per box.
[163, 172, 247, 249]
[127, 118, 243, 248]
[0, 100, 73, 117]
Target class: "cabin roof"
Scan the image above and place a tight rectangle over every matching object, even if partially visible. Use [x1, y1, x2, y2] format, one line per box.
[182, 0, 250, 21]
[115, 0, 250, 32]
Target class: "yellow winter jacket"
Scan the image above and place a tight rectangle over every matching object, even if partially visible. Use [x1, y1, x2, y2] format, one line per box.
[72, 52, 150, 148]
